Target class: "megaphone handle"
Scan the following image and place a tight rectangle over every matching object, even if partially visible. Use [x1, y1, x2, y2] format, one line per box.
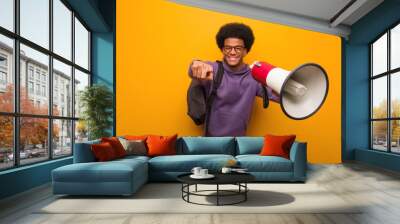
[262, 86, 270, 109]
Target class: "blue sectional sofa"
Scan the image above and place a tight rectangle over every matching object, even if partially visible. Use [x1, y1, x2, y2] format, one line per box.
[52, 137, 307, 196]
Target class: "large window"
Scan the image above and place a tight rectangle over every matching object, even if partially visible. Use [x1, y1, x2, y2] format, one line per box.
[371, 23, 400, 153]
[0, 0, 14, 32]
[0, 0, 91, 171]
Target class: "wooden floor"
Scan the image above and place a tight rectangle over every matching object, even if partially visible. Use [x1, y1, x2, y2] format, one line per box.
[1, 162, 400, 224]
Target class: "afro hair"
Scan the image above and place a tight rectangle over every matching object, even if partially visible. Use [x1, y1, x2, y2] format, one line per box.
[216, 23, 255, 52]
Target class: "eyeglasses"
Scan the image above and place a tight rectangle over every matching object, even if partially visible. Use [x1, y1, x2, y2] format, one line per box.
[222, 46, 245, 54]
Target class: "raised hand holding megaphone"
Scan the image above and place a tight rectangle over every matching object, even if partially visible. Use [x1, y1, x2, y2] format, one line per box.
[250, 61, 329, 120]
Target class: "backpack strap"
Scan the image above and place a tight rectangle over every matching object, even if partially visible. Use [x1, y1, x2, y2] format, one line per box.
[213, 60, 224, 90]
[204, 60, 224, 136]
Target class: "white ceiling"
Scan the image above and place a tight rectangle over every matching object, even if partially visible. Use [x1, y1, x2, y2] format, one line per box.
[168, 0, 384, 38]
[228, 0, 352, 22]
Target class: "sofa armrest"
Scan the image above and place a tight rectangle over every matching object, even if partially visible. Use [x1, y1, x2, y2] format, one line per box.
[289, 142, 307, 181]
[73, 141, 99, 163]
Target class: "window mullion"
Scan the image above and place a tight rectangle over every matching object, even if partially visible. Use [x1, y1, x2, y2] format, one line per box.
[49, 0, 54, 160]
[370, 45, 373, 149]
[71, 10, 76, 155]
[13, 0, 20, 167]
[388, 30, 391, 152]
[88, 31, 90, 73]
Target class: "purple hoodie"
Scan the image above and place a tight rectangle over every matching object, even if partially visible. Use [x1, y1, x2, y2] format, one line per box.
[189, 61, 279, 136]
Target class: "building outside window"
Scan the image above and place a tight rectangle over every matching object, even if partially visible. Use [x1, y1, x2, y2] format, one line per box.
[35, 83, 40, 95]
[41, 85, 46, 97]
[0, 54, 7, 67]
[0, 54, 7, 88]
[41, 73, 46, 83]
[35, 70, 40, 81]
[0, 71, 6, 85]
[370, 23, 400, 154]
[54, 88, 58, 104]
[28, 81, 34, 94]
[0, 0, 91, 170]
[0, 71, 6, 82]
[28, 66, 34, 79]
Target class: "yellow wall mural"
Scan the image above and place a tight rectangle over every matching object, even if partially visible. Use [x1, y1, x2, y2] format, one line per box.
[116, 0, 342, 163]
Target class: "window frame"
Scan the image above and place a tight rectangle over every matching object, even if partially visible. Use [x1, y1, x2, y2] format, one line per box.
[0, 0, 92, 171]
[0, 70, 7, 85]
[0, 53, 8, 88]
[0, 53, 7, 68]
[370, 21, 400, 154]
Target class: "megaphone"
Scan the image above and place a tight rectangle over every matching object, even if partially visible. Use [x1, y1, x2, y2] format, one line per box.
[250, 61, 328, 120]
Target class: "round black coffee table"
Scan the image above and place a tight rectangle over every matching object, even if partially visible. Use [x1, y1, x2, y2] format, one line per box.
[177, 173, 255, 206]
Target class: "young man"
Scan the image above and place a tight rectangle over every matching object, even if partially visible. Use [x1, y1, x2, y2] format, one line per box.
[189, 22, 279, 137]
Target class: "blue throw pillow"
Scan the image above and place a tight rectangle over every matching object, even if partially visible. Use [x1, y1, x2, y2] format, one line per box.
[236, 137, 264, 155]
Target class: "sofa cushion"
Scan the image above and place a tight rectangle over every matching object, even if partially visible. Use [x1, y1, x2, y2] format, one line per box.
[236, 155, 293, 172]
[260, 134, 296, 159]
[147, 134, 178, 157]
[91, 142, 118, 161]
[178, 137, 235, 155]
[101, 137, 127, 158]
[53, 159, 147, 183]
[119, 138, 147, 156]
[235, 137, 263, 155]
[148, 154, 235, 172]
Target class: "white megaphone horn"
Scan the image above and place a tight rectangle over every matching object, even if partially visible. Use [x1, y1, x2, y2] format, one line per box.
[250, 61, 329, 120]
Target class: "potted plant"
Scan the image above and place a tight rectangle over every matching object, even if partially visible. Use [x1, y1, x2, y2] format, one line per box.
[79, 84, 113, 140]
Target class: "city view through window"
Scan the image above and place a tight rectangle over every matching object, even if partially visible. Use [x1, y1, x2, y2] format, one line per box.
[371, 23, 400, 153]
[0, 0, 91, 170]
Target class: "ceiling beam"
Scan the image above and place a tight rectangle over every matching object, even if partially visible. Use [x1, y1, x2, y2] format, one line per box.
[65, 0, 110, 32]
[168, 0, 351, 38]
[330, 0, 368, 27]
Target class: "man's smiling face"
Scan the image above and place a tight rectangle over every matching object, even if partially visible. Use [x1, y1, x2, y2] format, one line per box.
[222, 38, 247, 68]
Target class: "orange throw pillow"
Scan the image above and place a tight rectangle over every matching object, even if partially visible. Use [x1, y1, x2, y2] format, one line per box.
[260, 134, 296, 159]
[146, 134, 177, 157]
[101, 137, 127, 158]
[91, 142, 117, 161]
